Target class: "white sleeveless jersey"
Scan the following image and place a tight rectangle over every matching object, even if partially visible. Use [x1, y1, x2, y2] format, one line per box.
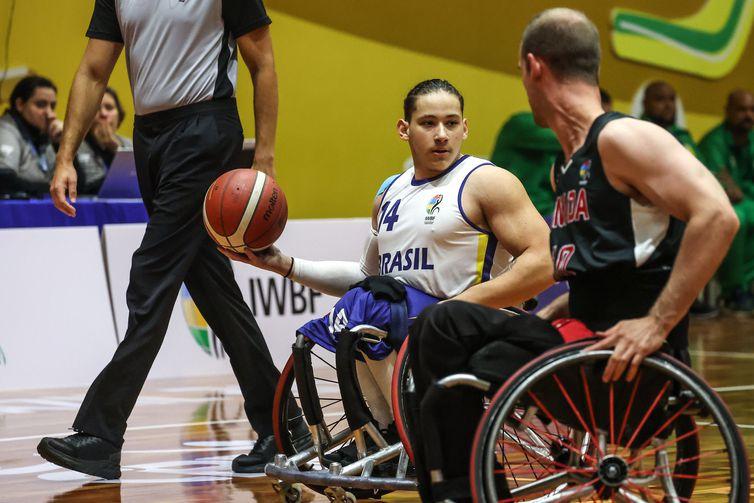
[376, 154, 513, 299]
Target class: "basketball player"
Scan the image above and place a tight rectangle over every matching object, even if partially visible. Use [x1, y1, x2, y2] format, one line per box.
[222, 78, 554, 442]
[407, 8, 739, 502]
[39, 0, 290, 478]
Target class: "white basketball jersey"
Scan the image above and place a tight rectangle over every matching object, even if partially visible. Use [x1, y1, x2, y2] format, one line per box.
[376, 155, 513, 299]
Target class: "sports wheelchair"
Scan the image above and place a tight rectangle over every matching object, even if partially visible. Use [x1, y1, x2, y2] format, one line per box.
[265, 323, 749, 502]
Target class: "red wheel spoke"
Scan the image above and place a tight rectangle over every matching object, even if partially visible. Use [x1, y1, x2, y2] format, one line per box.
[623, 480, 663, 502]
[624, 380, 671, 450]
[629, 422, 707, 464]
[579, 367, 601, 454]
[510, 412, 597, 466]
[609, 382, 615, 450]
[617, 371, 642, 446]
[551, 373, 603, 456]
[520, 391, 596, 463]
[634, 399, 694, 453]
[629, 448, 725, 478]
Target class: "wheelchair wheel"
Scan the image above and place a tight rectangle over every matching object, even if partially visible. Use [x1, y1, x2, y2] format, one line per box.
[470, 342, 749, 502]
[391, 336, 415, 463]
[272, 339, 347, 457]
[272, 337, 390, 499]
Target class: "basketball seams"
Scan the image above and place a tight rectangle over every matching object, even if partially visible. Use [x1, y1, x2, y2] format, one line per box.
[246, 197, 287, 250]
[228, 171, 268, 248]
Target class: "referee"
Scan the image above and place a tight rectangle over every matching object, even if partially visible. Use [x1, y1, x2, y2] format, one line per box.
[39, 0, 291, 478]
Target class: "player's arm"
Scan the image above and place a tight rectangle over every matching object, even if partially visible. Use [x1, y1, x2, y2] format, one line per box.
[50, 38, 122, 216]
[452, 166, 554, 308]
[588, 118, 739, 382]
[237, 26, 277, 178]
[219, 195, 382, 297]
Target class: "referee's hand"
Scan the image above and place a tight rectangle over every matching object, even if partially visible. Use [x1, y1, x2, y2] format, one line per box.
[50, 160, 78, 217]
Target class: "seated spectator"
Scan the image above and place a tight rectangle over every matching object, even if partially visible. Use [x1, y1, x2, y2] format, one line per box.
[0, 76, 60, 197]
[490, 111, 561, 215]
[634, 80, 719, 317]
[637, 80, 700, 156]
[699, 90, 754, 314]
[75, 87, 132, 194]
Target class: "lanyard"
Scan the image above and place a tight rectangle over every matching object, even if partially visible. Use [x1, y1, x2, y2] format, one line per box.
[28, 140, 50, 173]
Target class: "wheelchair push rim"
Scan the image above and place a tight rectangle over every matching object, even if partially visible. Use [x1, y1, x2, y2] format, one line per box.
[470, 342, 749, 503]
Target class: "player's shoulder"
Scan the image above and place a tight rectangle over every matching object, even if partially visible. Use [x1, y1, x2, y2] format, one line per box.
[599, 116, 674, 153]
[375, 173, 403, 197]
[463, 156, 518, 183]
[463, 158, 523, 200]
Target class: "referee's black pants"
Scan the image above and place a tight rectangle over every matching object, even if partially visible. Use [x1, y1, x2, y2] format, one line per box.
[407, 301, 563, 502]
[73, 99, 281, 447]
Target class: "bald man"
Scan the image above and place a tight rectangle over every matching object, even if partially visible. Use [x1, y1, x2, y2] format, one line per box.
[642, 80, 700, 156]
[700, 90, 754, 313]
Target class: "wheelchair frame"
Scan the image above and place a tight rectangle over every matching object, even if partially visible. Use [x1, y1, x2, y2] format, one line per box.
[266, 334, 749, 502]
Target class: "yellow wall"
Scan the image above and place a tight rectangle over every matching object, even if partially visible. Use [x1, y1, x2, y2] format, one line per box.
[0, 1, 748, 218]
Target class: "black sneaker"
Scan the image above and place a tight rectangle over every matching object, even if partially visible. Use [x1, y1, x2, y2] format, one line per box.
[232, 435, 277, 474]
[37, 433, 121, 480]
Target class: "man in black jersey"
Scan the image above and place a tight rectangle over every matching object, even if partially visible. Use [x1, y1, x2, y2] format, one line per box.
[407, 7, 738, 502]
[39, 0, 291, 479]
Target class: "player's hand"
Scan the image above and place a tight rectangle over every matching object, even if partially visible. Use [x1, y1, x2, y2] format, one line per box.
[585, 316, 667, 383]
[50, 159, 78, 217]
[217, 245, 291, 276]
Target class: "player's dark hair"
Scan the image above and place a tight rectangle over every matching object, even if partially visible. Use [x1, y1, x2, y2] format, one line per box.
[9, 76, 57, 111]
[403, 79, 464, 121]
[521, 8, 601, 85]
[104, 87, 126, 126]
[599, 87, 612, 106]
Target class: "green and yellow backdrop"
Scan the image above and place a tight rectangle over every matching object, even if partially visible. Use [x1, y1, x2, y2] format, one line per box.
[0, 0, 752, 217]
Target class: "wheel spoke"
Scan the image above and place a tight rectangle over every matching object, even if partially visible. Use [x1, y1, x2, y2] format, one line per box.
[625, 381, 671, 450]
[617, 371, 642, 447]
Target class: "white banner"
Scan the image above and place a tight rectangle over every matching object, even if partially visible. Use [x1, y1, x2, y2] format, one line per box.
[102, 219, 371, 378]
[0, 227, 117, 390]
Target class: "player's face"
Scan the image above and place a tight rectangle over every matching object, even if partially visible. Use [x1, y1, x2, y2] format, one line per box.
[399, 91, 468, 173]
[15, 87, 57, 135]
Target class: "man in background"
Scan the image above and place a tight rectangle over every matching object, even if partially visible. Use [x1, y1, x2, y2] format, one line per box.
[699, 90, 754, 314]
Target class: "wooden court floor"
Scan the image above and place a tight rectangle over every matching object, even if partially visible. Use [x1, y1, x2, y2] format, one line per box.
[1, 317, 753, 502]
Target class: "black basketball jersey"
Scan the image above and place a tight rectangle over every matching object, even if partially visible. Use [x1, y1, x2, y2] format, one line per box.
[550, 112, 687, 350]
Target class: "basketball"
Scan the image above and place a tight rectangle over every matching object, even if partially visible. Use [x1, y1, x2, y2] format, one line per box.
[203, 169, 288, 252]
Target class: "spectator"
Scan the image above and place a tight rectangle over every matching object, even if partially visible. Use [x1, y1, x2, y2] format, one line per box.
[600, 87, 612, 112]
[75, 87, 132, 194]
[699, 89, 754, 314]
[635, 80, 719, 317]
[490, 111, 561, 215]
[638, 80, 700, 156]
[0, 76, 61, 197]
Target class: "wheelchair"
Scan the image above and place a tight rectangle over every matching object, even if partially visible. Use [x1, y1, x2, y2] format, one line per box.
[266, 328, 749, 502]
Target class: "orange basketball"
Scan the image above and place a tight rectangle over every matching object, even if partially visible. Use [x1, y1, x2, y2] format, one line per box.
[203, 169, 288, 252]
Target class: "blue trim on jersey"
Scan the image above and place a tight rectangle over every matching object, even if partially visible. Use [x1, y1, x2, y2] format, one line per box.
[411, 154, 469, 186]
[376, 174, 400, 197]
[481, 234, 498, 281]
[378, 171, 406, 208]
[457, 163, 495, 235]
